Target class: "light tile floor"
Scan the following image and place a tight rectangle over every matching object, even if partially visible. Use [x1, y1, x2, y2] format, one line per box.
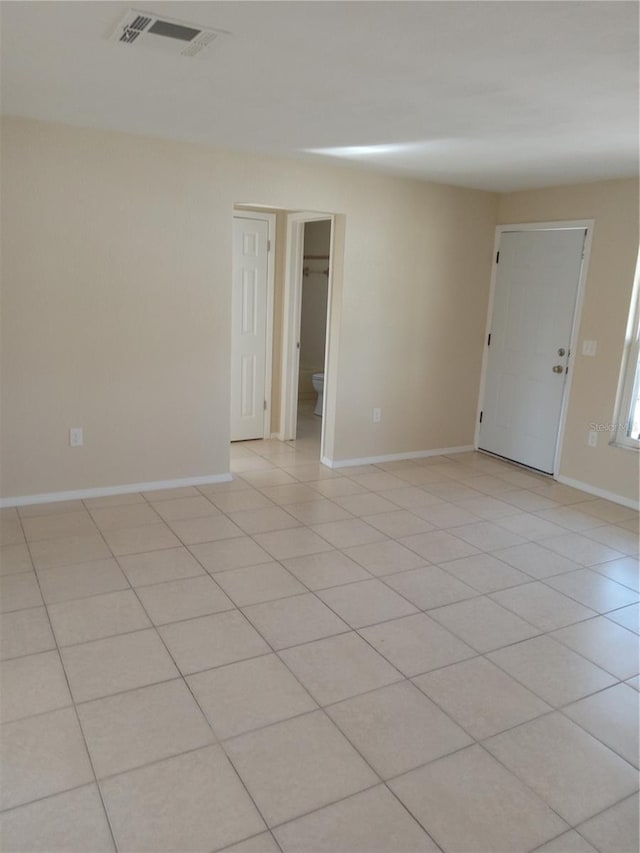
[1, 413, 639, 852]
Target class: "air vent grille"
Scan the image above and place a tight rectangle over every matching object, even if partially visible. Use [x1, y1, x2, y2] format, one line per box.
[108, 9, 224, 57]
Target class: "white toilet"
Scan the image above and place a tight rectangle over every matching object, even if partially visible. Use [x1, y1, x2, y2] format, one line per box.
[312, 372, 324, 416]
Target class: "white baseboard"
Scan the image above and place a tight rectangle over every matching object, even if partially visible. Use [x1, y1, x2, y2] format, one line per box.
[0, 473, 233, 508]
[321, 445, 475, 469]
[556, 474, 639, 511]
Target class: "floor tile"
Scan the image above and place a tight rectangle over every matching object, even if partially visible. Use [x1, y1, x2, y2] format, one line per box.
[563, 683, 639, 767]
[150, 495, 220, 522]
[583, 524, 639, 555]
[117, 546, 205, 586]
[229, 505, 301, 534]
[89, 504, 161, 531]
[214, 562, 306, 606]
[485, 713, 638, 825]
[573, 498, 638, 525]
[540, 533, 625, 566]
[84, 493, 145, 509]
[491, 581, 597, 631]
[318, 579, 418, 628]
[333, 492, 399, 517]
[389, 744, 567, 853]
[22, 510, 98, 542]
[220, 832, 280, 853]
[429, 596, 539, 652]
[488, 635, 616, 707]
[0, 784, 115, 853]
[493, 542, 581, 579]
[439, 552, 531, 593]
[607, 602, 639, 632]
[0, 650, 71, 723]
[0, 518, 25, 547]
[399, 530, 480, 563]
[537, 506, 605, 533]
[282, 550, 371, 589]
[377, 486, 444, 511]
[0, 607, 55, 661]
[61, 628, 178, 702]
[165, 515, 243, 545]
[551, 616, 639, 680]
[1, 707, 94, 810]
[308, 477, 367, 498]
[255, 527, 334, 559]
[498, 489, 559, 513]
[545, 568, 639, 613]
[351, 471, 407, 491]
[274, 785, 437, 853]
[282, 463, 341, 482]
[141, 486, 201, 501]
[495, 512, 568, 541]
[48, 589, 150, 645]
[209, 489, 275, 514]
[0, 543, 32, 576]
[101, 745, 265, 852]
[224, 710, 377, 826]
[159, 610, 269, 675]
[29, 533, 111, 570]
[38, 558, 129, 605]
[260, 483, 321, 505]
[455, 495, 521, 520]
[577, 794, 639, 853]
[415, 656, 551, 739]
[189, 536, 272, 573]
[243, 593, 348, 649]
[135, 575, 234, 624]
[0, 572, 42, 612]
[410, 503, 482, 529]
[102, 523, 181, 556]
[384, 565, 477, 609]
[363, 509, 435, 538]
[280, 631, 401, 704]
[341, 539, 427, 576]
[592, 556, 640, 591]
[327, 680, 471, 778]
[187, 653, 316, 739]
[312, 519, 387, 549]
[284, 499, 353, 525]
[77, 678, 214, 777]
[360, 612, 476, 676]
[451, 520, 527, 551]
[18, 500, 86, 518]
[533, 830, 598, 853]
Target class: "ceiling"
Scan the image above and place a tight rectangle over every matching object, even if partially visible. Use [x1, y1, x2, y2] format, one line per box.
[1, 1, 638, 191]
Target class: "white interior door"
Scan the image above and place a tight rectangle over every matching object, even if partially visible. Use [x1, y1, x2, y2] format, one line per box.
[230, 216, 269, 441]
[479, 228, 586, 473]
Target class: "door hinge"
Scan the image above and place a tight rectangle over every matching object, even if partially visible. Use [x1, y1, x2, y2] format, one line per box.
[496, 251, 500, 263]
[479, 411, 483, 423]
[487, 333, 491, 347]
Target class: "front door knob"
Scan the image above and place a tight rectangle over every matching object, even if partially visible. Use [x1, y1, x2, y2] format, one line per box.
[552, 365, 564, 374]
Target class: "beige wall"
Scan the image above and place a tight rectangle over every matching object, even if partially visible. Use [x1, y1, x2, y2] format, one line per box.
[498, 179, 640, 503]
[0, 117, 497, 498]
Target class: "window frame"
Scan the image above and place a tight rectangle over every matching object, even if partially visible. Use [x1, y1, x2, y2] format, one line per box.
[611, 251, 640, 451]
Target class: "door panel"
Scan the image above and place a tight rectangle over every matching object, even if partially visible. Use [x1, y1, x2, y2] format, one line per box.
[231, 217, 269, 441]
[479, 228, 585, 473]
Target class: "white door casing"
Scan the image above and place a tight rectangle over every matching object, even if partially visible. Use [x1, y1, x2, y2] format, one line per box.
[230, 216, 271, 441]
[478, 227, 588, 474]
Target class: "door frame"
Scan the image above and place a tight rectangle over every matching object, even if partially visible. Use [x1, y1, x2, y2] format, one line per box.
[474, 219, 594, 476]
[280, 212, 335, 460]
[232, 210, 276, 440]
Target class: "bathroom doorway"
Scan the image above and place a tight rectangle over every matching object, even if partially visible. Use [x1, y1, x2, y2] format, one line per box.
[280, 212, 335, 461]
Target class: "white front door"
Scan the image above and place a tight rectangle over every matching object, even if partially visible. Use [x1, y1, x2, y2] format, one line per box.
[479, 228, 586, 474]
[230, 216, 269, 441]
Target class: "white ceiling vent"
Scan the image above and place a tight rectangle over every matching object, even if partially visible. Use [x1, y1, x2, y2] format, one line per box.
[108, 10, 224, 58]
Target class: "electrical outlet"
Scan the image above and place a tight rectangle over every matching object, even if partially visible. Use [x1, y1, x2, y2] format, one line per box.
[372, 408, 382, 423]
[588, 430, 598, 448]
[582, 340, 597, 357]
[69, 427, 83, 447]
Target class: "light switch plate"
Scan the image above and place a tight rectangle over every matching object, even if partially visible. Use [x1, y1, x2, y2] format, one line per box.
[582, 340, 597, 357]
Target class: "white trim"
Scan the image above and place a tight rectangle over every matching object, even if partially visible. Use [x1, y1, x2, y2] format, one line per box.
[321, 445, 475, 469]
[232, 211, 276, 440]
[0, 473, 233, 508]
[280, 212, 335, 461]
[556, 474, 639, 511]
[475, 220, 594, 475]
